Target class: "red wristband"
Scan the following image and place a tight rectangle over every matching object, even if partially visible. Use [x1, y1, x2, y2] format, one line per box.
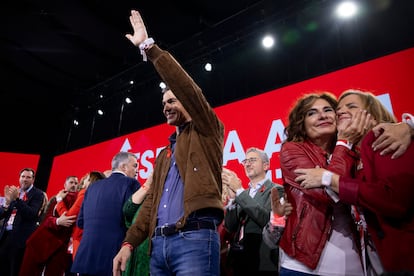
[122, 242, 133, 251]
[270, 212, 286, 227]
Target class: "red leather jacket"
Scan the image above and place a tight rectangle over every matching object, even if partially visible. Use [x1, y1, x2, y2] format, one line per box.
[340, 131, 414, 272]
[279, 140, 358, 269]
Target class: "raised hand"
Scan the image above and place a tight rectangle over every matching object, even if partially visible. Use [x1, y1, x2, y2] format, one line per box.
[125, 10, 149, 47]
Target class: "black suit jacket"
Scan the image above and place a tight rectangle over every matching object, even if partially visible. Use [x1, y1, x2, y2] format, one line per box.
[0, 186, 44, 248]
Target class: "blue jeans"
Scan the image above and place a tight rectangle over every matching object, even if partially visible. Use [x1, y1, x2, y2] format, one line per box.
[150, 228, 220, 276]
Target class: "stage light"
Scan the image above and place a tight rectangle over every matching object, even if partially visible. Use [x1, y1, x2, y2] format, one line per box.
[262, 35, 275, 49]
[336, 1, 358, 19]
[73, 119, 79, 126]
[97, 109, 104, 116]
[204, 63, 212, 71]
[125, 97, 132, 104]
[159, 82, 167, 90]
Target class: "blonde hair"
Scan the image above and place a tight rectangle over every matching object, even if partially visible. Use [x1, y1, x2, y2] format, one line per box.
[338, 89, 397, 125]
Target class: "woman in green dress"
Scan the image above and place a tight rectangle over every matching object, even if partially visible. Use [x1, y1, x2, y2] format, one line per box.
[122, 173, 153, 276]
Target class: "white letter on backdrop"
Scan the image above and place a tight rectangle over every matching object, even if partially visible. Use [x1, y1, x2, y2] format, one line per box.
[138, 150, 154, 178]
[223, 130, 245, 166]
[264, 119, 286, 159]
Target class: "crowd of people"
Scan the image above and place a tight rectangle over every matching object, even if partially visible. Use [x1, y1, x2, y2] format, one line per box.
[1, 8, 413, 276]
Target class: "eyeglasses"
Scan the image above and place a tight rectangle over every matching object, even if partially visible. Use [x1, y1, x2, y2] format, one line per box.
[241, 157, 258, 165]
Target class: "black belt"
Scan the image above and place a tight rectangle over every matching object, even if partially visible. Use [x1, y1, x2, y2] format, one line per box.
[188, 207, 224, 221]
[154, 220, 216, 237]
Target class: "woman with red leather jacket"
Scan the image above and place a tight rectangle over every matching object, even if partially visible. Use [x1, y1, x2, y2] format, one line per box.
[277, 92, 367, 276]
[295, 91, 414, 274]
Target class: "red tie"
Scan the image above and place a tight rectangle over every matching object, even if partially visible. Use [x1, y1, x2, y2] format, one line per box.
[22, 192, 27, 201]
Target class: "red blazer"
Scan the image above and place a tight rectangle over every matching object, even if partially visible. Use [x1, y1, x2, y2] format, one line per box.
[340, 131, 414, 272]
[56, 188, 85, 259]
[279, 140, 359, 269]
[23, 192, 77, 263]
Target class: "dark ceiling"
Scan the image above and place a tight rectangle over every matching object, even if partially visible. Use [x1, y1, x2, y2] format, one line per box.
[1, 1, 413, 165]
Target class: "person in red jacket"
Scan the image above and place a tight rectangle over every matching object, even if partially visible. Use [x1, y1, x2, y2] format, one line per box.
[19, 176, 79, 276]
[295, 90, 414, 274]
[55, 171, 105, 260]
[278, 92, 369, 276]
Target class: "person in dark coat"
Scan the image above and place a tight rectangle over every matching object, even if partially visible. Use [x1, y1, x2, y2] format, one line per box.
[223, 148, 284, 275]
[0, 168, 45, 276]
[71, 152, 140, 276]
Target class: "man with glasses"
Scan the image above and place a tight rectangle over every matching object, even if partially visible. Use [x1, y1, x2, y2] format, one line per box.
[222, 147, 284, 275]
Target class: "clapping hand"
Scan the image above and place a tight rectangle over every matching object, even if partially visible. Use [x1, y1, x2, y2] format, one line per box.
[222, 168, 242, 199]
[270, 188, 293, 217]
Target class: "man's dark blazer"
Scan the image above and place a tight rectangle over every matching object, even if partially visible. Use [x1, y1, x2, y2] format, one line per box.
[0, 186, 44, 248]
[71, 172, 139, 276]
